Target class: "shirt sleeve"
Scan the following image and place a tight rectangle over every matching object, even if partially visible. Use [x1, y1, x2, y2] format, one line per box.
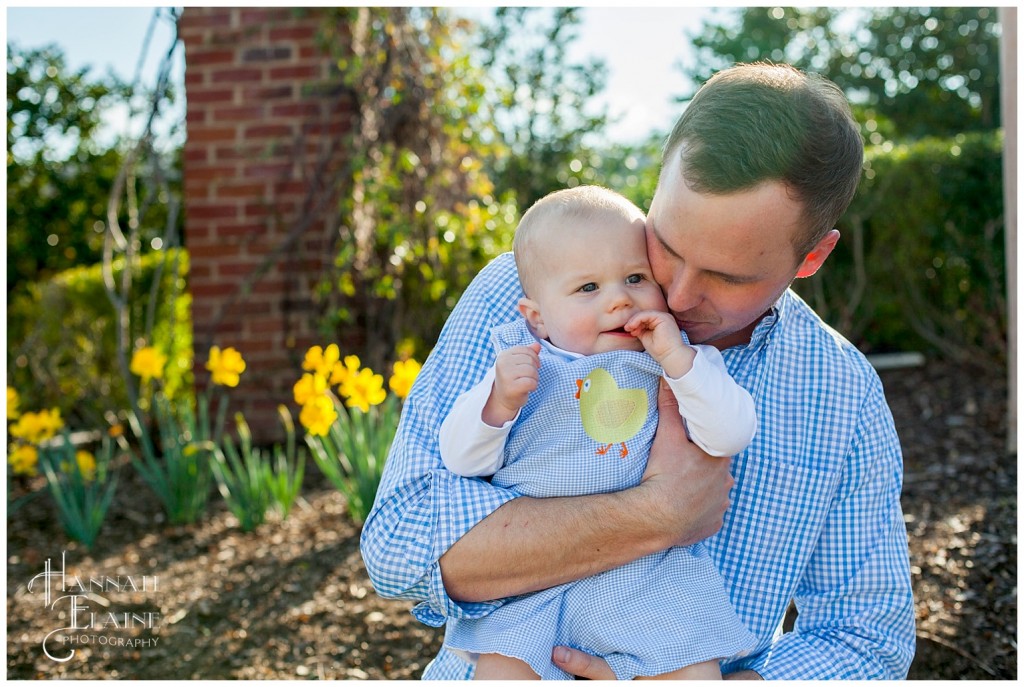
[359, 253, 524, 627]
[664, 344, 756, 457]
[438, 365, 516, 478]
[736, 374, 917, 679]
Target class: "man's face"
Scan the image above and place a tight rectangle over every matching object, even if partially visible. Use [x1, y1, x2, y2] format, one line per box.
[645, 160, 811, 349]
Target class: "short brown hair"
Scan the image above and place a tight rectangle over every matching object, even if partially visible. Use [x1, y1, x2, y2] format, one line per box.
[663, 62, 863, 257]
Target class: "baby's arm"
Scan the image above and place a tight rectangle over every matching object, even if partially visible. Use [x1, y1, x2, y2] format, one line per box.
[438, 343, 541, 477]
[626, 311, 756, 457]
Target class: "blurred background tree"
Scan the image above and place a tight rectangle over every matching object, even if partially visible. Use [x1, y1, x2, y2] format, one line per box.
[6, 43, 182, 300]
[474, 7, 610, 210]
[684, 6, 1001, 141]
[6, 44, 127, 298]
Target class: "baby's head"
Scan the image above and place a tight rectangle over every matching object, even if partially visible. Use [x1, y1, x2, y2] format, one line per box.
[513, 186, 668, 355]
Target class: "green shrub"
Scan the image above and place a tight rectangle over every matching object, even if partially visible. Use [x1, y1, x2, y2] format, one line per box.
[7, 248, 193, 428]
[210, 409, 306, 532]
[38, 433, 120, 549]
[796, 131, 1006, 366]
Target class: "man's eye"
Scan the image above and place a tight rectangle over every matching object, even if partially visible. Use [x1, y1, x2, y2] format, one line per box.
[626, 274, 645, 285]
[578, 283, 598, 293]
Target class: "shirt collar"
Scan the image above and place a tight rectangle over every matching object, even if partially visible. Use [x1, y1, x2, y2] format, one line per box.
[538, 337, 583, 361]
[740, 289, 790, 351]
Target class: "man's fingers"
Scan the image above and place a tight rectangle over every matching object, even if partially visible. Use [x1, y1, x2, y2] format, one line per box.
[552, 646, 616, 680]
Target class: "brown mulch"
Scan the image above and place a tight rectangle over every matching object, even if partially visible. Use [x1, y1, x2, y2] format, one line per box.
[6, 358, 1016, 679]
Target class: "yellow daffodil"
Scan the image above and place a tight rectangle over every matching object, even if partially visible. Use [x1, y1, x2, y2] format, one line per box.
[9, 408, 64, 444]
[340, 367, 387, 413]
[130, 346, 167, 384]
[206, 346, 247, 387]
[8, 444, 38, 477]
[62, 451, 97, 481]
[7, 387, 21, 420]
[299, 395, 338, 437]
[330, 354, 362, 387]
[293, 373, 328, 407]
[388, 358, 422, 400]
[302, 344, 341, 379]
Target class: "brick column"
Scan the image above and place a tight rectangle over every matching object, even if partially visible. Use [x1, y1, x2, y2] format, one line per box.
[179, 7, 351, 442]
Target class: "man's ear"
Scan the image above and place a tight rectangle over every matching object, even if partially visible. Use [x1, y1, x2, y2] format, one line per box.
[517, 297, 547, 340]
[795, 229, 840, 278]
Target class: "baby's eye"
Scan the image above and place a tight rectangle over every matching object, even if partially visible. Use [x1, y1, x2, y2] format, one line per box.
[578, 282, 598, 293]
[626, 273, 645, 285]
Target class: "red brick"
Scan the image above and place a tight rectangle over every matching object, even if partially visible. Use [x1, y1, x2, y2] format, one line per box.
[270, 101, 323, 118]
[184, 146, 210, 164]
[244, 124, 294, 140]
[186, 88, 235, 105]
[188, 203, 240, 221]
[210, 67, 264, 84]
[189, 126, 238, 144]
[191, 282, 240, 298]
[216, 181, 267, 199]
[268, 65, 321, 80]
[217, 221, 268, 238]
[186, 49, 236, 66]
[241, 45, 293, 62]
[242, 84, 294, 101]
[186, 165, 238, 182]
[180, 10, 232, 29]
[212, 105, 266, 123]
[269, 26, 317, 41]
[242, 162, 294, 180]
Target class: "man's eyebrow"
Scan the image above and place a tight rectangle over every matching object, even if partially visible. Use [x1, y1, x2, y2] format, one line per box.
[650, 220, 682, 260]
[651, 217, 761, 284]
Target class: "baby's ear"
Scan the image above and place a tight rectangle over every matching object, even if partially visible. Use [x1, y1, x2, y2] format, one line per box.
[517, 297, 547, 340]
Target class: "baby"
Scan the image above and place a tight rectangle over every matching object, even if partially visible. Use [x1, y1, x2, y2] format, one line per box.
[438, 185, 757, 680]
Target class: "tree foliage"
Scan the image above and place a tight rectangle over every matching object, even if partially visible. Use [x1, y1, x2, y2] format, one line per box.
[683, 7, 1001, 140]
[315, 8, 516, 367]
[474, 7, 610, 209]
[6, 42, 182, 299]
[7, 44, 127, 295]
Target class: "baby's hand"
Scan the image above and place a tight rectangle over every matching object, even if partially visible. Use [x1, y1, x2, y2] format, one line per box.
[624, 311, 695, 379]
[483, 343, 541, 426]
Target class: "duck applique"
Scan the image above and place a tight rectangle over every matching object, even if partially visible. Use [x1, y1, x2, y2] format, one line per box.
[574, 368, 648, 459]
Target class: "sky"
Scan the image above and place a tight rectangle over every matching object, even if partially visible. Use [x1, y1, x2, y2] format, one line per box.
[5, 5, 721, 146]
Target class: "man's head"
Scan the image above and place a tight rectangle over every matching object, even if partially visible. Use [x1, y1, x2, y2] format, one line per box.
[647, 63, 863, 348]
[514, 186, 667, 355]
[664, 61, 863, 259]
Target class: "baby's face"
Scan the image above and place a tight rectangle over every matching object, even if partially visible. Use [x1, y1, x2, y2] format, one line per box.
[528, 216, 668, 355]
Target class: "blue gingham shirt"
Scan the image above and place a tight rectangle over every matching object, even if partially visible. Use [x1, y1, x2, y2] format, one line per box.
[360, 252, 916, 679]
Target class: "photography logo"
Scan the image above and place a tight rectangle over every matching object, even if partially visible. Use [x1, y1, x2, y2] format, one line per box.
[27, 551, 162, 663]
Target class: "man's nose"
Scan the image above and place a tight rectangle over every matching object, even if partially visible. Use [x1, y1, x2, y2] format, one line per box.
[665, 270, 701, 313]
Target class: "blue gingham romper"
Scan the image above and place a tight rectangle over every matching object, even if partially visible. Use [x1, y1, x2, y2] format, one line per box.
[443, 320, 756, 679]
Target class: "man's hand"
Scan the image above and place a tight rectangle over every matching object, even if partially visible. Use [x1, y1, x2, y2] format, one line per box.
[638, 379, 734, 549]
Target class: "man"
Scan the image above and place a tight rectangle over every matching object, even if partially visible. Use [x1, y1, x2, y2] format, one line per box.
[360, 62, 916, 679]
